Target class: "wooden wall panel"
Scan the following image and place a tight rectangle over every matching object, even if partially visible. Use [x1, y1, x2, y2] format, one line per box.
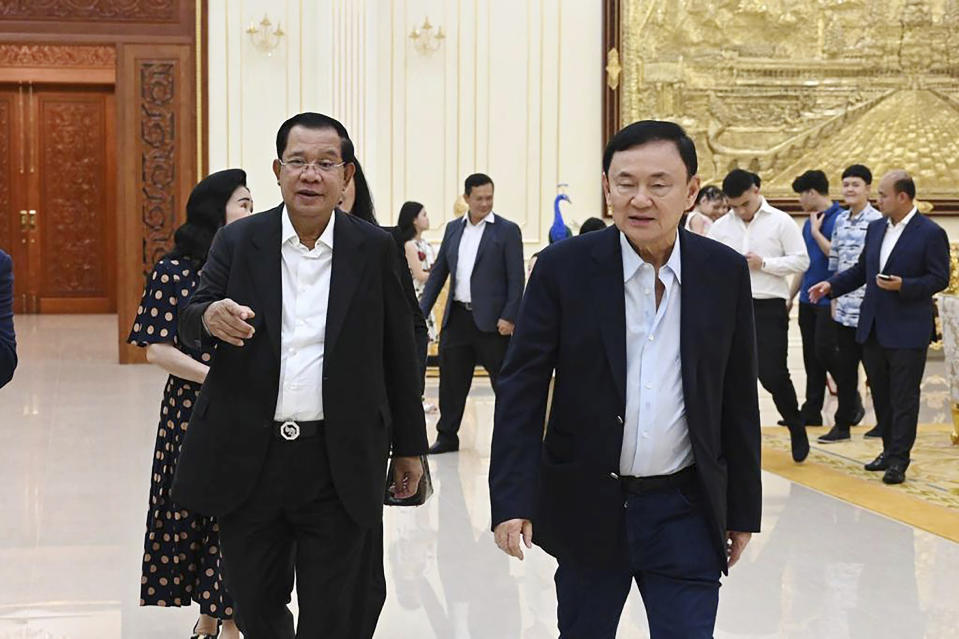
[0, 93, 11, 253]
[117, 43, 195, 363]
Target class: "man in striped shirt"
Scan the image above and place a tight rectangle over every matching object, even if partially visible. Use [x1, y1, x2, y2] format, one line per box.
[818, 164, 882, 443]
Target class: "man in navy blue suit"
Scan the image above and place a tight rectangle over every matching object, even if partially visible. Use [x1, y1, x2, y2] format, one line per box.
[0, 249, 16, 389]
[810, 170, 949, 484]
[489, 121, 762, 638]
[420, 173, 525, 453]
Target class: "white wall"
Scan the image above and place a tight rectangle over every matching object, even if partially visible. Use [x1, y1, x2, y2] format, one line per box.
[207, 0, 603, 250]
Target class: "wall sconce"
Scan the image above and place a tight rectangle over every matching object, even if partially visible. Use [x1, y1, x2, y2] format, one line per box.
[409, 16, 445, 55]
[246, 14, 285, 55]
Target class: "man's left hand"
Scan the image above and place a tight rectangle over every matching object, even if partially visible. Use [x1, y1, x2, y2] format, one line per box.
[726, 530, 752, 569]
[390, 456, 424, 499]
[745, 252, 764, 270]
[497, 319, 515, 336]
[876, 274, 903, 291]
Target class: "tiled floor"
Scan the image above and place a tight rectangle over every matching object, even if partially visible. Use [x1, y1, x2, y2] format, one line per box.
[1, 315, 957, 638]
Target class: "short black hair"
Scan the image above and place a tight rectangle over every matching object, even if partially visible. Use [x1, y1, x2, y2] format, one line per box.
[841, 164, 872, 185]
[791, 170, 829, 196]
[464, 173, 494, 196]
[893, 175, 916, 200]
[579, 217, 607, 234]
[603, 120, 698, 178]
[722, 169, 761, 198]
[695, 184, 724, 205]
[276, 112, 355, 162]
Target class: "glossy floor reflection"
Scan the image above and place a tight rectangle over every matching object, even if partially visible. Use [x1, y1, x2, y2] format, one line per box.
[1, 315, 958, 638]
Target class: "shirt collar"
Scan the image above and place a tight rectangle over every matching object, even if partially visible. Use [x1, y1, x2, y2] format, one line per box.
[281, 204, 336, 250]
[620, 230, 682, 285]
[464, 211, 496, 227]
[888, 207, 917, 229]
[846, 202, 878, 218]
[824, 201, 843, 217]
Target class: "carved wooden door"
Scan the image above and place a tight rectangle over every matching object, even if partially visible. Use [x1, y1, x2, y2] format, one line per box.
[0, 84, 116, 313]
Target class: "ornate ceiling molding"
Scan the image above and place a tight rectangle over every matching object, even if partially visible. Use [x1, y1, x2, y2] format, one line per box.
[0, 43, 116, 68]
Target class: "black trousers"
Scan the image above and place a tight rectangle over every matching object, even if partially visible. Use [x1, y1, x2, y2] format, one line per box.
[797, 303, 860, 427]
[436, 303, 510, 443]
[753, 299, 801, 426]
[860, 334, 927, 467]
[219, 435, 384, 639]
[833, 323, 863, 428]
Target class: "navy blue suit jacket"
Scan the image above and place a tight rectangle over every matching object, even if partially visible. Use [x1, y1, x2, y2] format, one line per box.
[829, 213, 949, 350]
[0, 250, 15, 389]
[419, 214, 525, 333]
[488, 227, 762, 572]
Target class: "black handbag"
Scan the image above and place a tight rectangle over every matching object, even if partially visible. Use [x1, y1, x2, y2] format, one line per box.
[384, 454, 434, 506]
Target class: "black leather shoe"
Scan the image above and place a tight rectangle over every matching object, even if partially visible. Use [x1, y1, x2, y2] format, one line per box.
[788, 424, 809, 462]
[818, 426, 850, 443]
[882, 464, 906, 484]
[864, 453, 889, 471]
[428, 438, 459, 454]
[863, 426, 882, 439]
[851, 395, 866, 426]
[800, 413, 823, 427]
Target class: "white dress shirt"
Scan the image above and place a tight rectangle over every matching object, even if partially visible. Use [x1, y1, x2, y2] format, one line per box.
[879, 207, 917, 271]
[274, 206, 334, 422]
[454, 212, 495, 303]
[619, 232, 694, 477]
[707, 197, 810, 300]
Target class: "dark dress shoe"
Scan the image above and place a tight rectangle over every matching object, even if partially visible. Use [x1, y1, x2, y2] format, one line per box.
[788, 424, 809, 462]
[817, 426, 850, 443]
[863, 426, 882, 439]
[882, 464, 906, 484]
[428, 438, 459, 454]
[864, 453, 889, 471]
[851, 395, 866, 426]
[800, 413, 823, 427]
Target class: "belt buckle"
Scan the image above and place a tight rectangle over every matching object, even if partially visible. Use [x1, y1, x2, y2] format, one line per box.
[279, 420, 301, 441]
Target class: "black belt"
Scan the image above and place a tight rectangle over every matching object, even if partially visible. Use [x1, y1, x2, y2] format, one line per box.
[453, 301, 473, 312]
[272, 419, 324, 441]
[620, 465, 697, 496]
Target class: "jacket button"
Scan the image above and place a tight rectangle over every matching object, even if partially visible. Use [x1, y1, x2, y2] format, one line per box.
[609, 472, 619, 479]
[616, 416, 624, 425]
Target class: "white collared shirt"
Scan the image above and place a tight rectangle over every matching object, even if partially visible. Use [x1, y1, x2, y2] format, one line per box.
[454, 211, 495, 303]
[707, 197, 810, 300]
[619, 231, 694, 477]
[274, 206, 334, 421]
[879, 207, 917, 271]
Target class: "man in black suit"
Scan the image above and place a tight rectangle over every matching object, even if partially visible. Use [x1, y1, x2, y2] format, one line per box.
[172, 112, 428, 638]
[0, 249, 15, 389]
[419, 173, 525, 453]
[810, 170, 949, 484]
[489, 121, 762, 638]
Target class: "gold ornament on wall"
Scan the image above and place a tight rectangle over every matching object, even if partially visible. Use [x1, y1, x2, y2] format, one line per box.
[619, 0, 959, 199]
[606, 48, 622, 91]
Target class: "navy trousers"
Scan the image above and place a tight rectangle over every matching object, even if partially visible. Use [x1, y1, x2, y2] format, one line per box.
[554, 484, 722, 639]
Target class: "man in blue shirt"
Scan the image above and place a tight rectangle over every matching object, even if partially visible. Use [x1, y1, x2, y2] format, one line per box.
[790, 170, 862, 433]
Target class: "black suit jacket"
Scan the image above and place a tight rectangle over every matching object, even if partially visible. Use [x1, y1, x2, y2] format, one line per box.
[489, 227, 762, 572]
[419, 214, 525, 333]
[172, 206, 428, 527]
[830, 213, 949, 350]
[0, 250, 15, 389]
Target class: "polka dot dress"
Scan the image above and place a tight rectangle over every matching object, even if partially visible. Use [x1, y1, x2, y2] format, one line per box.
[128, 258, 234, 620]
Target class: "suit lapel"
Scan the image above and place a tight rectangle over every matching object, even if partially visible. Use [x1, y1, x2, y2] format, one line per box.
[678, 230, 704, 429]
[325, 211, 367, 363]
[591, 227, 627, 408]
[249, 206, 283, 361]
[474, 218, 496, 267]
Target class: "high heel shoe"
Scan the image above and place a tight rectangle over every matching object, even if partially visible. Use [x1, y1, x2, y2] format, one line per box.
[191, 619, 221, 639]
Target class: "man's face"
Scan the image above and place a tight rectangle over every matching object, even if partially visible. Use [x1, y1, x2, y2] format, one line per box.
[842, 177, 870, 209]
[602, 140, 699, 249]
[876, 175, 907, 218]
[797, 190, 821, 213]
[726, 186, 762, 221]
[465, 183, 494, 217]
[272, 125, 355, 218]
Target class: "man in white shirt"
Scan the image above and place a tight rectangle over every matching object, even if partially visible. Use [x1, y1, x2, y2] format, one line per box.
[173, 113, 428, 638]
[709, 169, 811, 462]
[420, 174, 526, 454]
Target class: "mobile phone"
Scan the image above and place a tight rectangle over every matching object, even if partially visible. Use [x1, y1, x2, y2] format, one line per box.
[877, 273, 894, 281]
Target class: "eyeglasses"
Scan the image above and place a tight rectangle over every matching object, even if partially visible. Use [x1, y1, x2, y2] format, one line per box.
[277, 158, 347, 174]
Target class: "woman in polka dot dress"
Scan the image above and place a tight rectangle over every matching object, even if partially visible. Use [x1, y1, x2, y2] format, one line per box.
[128, 169, 252, 639]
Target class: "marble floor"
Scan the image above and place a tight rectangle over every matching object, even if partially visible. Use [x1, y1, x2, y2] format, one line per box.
[1, 315, 958, 638]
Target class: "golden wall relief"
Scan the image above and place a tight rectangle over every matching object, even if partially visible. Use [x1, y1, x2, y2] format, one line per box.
[620, 0, 959, 198]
